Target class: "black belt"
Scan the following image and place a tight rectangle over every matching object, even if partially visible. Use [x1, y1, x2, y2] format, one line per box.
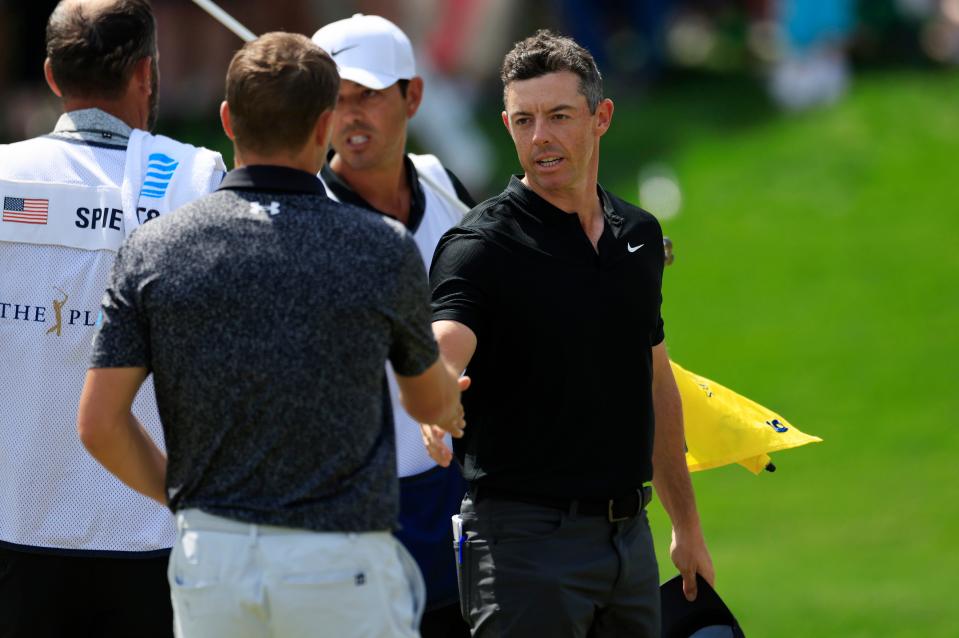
[474, 485, 653, 523]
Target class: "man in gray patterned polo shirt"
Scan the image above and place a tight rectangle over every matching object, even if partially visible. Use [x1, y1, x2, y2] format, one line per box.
[77, 32, 467, 638]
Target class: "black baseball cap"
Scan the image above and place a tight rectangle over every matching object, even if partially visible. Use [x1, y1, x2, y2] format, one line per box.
[660, 574, 745, 638]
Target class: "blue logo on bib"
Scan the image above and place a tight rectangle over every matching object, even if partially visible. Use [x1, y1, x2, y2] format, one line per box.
[141, 153, 179, 199]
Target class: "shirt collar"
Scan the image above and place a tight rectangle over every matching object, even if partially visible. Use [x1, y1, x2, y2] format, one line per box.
[218, 165, 329, 196]
[320, 151, 426, 232]
[53, 108, 132, 141]
[506, 175, 620, 226]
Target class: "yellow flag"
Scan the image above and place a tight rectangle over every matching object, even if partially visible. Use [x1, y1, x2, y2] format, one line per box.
[671, 361, 822, 474]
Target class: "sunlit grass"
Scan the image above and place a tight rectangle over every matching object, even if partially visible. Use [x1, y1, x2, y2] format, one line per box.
[606, 70, 957, 637]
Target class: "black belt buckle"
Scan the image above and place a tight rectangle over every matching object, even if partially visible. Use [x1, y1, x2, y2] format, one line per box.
[607, 486, 652, 523]
[607, 489, 637, 523]
[607, 499, 630, 523]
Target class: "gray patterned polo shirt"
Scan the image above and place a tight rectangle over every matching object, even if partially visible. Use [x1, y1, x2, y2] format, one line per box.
[91, 165, 439, 532]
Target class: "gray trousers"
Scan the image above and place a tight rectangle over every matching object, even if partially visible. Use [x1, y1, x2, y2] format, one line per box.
[456, 493, 660, 638]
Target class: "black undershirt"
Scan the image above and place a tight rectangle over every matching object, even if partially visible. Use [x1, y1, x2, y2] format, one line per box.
[320, 152, 476, 231]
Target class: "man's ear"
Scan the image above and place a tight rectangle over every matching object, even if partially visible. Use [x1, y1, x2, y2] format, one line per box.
[220, 101, 235, 141]
[131, 56, 153, 98]
[405, 76, 424, 118]
[594, 98, 614, 137]
[315, 108, 334, 148]
[501, 110, 511, 134]
[44, 59, 62, 98]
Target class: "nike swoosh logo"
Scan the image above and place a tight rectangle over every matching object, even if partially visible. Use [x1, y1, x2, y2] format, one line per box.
[627, 243, 644, 253]
[330, 44, 359, 57]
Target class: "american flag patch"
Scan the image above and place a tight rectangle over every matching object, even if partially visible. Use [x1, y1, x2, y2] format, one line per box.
[3, 196, 49, 225]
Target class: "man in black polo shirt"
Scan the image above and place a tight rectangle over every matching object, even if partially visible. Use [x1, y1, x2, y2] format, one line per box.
[428, 30, 715, 637]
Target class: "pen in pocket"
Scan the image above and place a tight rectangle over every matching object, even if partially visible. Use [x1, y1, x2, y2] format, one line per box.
[452, 514, 465, 564]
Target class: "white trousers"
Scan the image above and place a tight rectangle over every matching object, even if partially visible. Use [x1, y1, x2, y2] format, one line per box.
[168, 509, 424, 638]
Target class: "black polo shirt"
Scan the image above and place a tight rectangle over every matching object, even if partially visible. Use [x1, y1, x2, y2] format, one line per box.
[430, 176, 666, 500]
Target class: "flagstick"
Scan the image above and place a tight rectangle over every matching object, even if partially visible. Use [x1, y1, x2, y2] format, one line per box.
[191, 0, 257, 43]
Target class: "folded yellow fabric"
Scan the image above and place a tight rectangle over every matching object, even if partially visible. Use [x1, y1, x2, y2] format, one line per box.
[671, 361, 822, 474]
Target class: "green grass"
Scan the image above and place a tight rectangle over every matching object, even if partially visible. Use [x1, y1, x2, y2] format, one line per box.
[593, 70, 957, 636]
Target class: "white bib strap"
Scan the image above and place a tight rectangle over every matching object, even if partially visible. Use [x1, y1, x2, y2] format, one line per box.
[410, 154, 470, 215]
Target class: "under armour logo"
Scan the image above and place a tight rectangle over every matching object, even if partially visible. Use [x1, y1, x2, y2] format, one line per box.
[250, 201, 282, 216]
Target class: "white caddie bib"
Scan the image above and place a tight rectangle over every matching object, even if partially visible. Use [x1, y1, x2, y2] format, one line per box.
[0, 126, 223, 554]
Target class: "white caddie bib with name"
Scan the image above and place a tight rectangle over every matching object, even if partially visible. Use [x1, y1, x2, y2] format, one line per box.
[0, 130, 222, 554]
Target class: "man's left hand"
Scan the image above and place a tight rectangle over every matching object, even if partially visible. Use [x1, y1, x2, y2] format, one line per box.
[670, 527, 715, 602]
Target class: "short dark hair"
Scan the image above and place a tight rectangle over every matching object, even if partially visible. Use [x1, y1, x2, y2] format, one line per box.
[225, 32, 339, 155]
[501, 29, 603, 113]
[45, 0, 157, 99]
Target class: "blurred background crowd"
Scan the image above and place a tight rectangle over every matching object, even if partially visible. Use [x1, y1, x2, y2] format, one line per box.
[1, 0, 957, 195]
